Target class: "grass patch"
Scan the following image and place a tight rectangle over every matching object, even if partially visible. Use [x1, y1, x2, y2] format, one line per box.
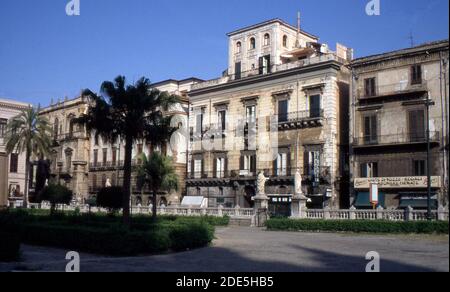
[266, 218, 449, 234]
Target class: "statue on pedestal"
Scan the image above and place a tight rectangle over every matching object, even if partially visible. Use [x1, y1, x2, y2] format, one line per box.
[257, 171, 267, 195]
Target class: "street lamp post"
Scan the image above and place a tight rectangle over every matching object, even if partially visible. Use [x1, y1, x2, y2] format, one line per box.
[425, 93, 436, 221]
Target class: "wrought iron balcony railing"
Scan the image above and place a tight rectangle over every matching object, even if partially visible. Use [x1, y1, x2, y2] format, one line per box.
[353, 132, 440, 147]
[187, 167, 331, 181]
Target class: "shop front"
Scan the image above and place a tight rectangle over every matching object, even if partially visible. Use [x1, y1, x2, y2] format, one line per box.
[353, 176, 442, 210]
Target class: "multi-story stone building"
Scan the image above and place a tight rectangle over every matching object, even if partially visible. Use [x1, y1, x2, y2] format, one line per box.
[349, 40, 449, 210]
[0, 98, 32, 207]
[186, 19, 352, 212]
[38, 97, 91, 202]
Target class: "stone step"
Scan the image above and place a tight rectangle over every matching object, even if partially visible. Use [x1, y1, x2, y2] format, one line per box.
[229, 217, 252, 227]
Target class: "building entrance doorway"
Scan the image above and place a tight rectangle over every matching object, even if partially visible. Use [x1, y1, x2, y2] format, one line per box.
[268, 196, 292, 217]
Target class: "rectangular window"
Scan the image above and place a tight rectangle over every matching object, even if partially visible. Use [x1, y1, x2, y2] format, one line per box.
[409, 110, 425, 142]
[93, 150, 98, 167]
[364, 115, 378, 145]
[305, 151, 321, 182]
[102, 149, 108, 164]
[411, 64, 422, 85]
[278, 99, 288, 122]
[216, 157, 226, 178]
[246, 105, 256, 124]
[0, 119, 7, 138]
[360, 162, 378, 178]
[276, 153, 288, 176]
[196, 113, 203, 134]
[112, 147, 117, 166]
[10, 153, 19, 173]
[194, 159, 203, 179]
[309, 95, 321, 118]
[414, 160, 426, 176]
[241, 153, 256, 176]
[364, 78, 376, 97]
[218, 110, 226, 131]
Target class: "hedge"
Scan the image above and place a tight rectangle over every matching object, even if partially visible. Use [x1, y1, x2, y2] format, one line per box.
[266, 219, 449, 234]
[169, 223, 214, 252]
[1, 210, 216, 256]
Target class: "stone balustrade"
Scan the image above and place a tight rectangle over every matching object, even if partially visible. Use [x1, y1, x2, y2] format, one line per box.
[23, 203, 450, 223]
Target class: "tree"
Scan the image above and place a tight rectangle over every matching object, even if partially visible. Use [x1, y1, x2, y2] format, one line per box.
[41, 184, 73, 215]
[97, 187, 124, 215]
[5, 107, 52, 208]
[136, 153, 179, 222]
[79, 76, 179, 225]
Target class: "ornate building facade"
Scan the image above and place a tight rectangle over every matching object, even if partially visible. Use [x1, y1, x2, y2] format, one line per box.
[87, 78, 202, 206]
[186, 19, 352, 212]
[0, 98, 30, 207]
[38, 97, 91, 202]
[349, 40, 449, 209]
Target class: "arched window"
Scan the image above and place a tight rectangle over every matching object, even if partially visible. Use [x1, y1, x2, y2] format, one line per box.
[249, 37, 256, 50]
[236, 41, 242, 54]
[264, 34, 270, 46]
[283, 35, 288, 48]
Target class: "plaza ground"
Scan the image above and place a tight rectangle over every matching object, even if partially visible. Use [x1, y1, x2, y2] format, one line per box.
[1, 227, 448, 272]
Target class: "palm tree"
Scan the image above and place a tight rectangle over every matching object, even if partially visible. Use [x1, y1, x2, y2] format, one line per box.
[5, 107, 52, 208]
[136, 153, 179, 222]
[80, 76, 179, 225]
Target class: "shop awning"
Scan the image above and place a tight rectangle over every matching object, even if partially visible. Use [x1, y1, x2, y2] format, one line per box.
[354, 192, 385, 208]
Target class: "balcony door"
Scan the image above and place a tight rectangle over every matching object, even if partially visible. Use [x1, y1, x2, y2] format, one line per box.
[309, 95, 321, 118]
[278, 99, 288, 123]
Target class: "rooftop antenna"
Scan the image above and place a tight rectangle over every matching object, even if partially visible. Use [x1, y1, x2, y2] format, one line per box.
[295, 11, 301, 48]
[408, 31, 415, 48]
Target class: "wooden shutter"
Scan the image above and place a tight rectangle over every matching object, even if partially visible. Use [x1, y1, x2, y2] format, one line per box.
[266, 55, 271, 73]
[258, 57, 264, 75]
[251, 154, 257, 173]
[370, 115, 378, 143]
[235, 62, 241, 80]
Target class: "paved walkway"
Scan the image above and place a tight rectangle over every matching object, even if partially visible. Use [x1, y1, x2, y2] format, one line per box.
[1, 227, 448, 272]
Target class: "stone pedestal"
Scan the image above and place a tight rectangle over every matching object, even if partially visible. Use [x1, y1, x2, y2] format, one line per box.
[253, 193, 269, 210]
[291, 193, 308, 219]
[253, 193, 269, 227]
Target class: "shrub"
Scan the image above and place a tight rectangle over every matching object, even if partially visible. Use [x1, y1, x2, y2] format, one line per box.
[266, 219, 449, 234]
[96, 187, 123, 214]
[41, 184, 73, 215]
[169, 223, 214, 252]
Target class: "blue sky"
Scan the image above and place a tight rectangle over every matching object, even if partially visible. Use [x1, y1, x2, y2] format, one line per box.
[0, 0, 448, 105]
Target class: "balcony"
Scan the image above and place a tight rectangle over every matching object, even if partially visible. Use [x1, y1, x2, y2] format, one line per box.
[186, 167, 331, 186]
[53, 131, 87, 145]
[275, 110, 324, 130]
[89, 159, 142, 171]
[357, 82, 428, 104]
[353, 132, 440, 148]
